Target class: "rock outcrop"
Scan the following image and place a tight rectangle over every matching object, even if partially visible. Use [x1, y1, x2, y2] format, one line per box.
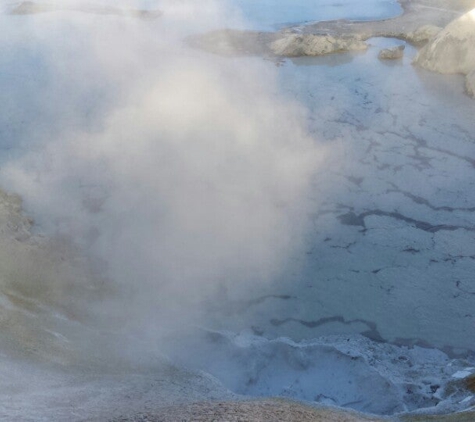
[404, 24, 442, 44]
[269, 34, 367, 57]
[413, 8, 475, 97]
[378, 45, 405, 60]
[414, 9, 475, 74]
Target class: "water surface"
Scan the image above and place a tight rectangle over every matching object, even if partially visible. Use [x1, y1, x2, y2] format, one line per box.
[230, 0, 402, 29]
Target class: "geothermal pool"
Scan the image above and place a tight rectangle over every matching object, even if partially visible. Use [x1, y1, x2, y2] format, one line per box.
[0, 0, 475, 420]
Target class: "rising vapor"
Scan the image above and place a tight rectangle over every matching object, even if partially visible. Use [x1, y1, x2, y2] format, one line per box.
[0, 0, 322, 357]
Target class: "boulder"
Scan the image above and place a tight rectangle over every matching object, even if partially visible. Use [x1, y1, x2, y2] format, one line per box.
[378, 45, 405, 60]
[269, 34, 367, 57]
[413, 9, 475, 74]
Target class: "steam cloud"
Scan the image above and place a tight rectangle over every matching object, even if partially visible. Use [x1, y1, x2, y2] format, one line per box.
[0, 0, 322, 354]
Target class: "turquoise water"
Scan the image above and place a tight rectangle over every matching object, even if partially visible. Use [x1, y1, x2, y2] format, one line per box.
[152, 0, 402, 30]
[231, 0, 402, 29]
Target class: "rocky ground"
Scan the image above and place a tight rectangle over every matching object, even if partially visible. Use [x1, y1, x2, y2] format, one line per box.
[110, 400, 386, 422]
[111, 400, 475, 422]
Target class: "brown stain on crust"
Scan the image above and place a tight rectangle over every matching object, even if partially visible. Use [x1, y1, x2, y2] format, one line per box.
[464, 374, 475, 392]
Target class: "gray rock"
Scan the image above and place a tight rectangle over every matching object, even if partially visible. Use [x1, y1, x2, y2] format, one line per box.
[405, 24, 442, 45]
[378, 45, 405, 60]
[269, 34, 367, 57]
[413, 9, 475, 74]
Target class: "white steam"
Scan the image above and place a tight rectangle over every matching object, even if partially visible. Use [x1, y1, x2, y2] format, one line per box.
[0, 0, 322, 347]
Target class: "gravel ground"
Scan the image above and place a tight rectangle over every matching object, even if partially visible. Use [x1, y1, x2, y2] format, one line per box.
[110, 399, 386, 422]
